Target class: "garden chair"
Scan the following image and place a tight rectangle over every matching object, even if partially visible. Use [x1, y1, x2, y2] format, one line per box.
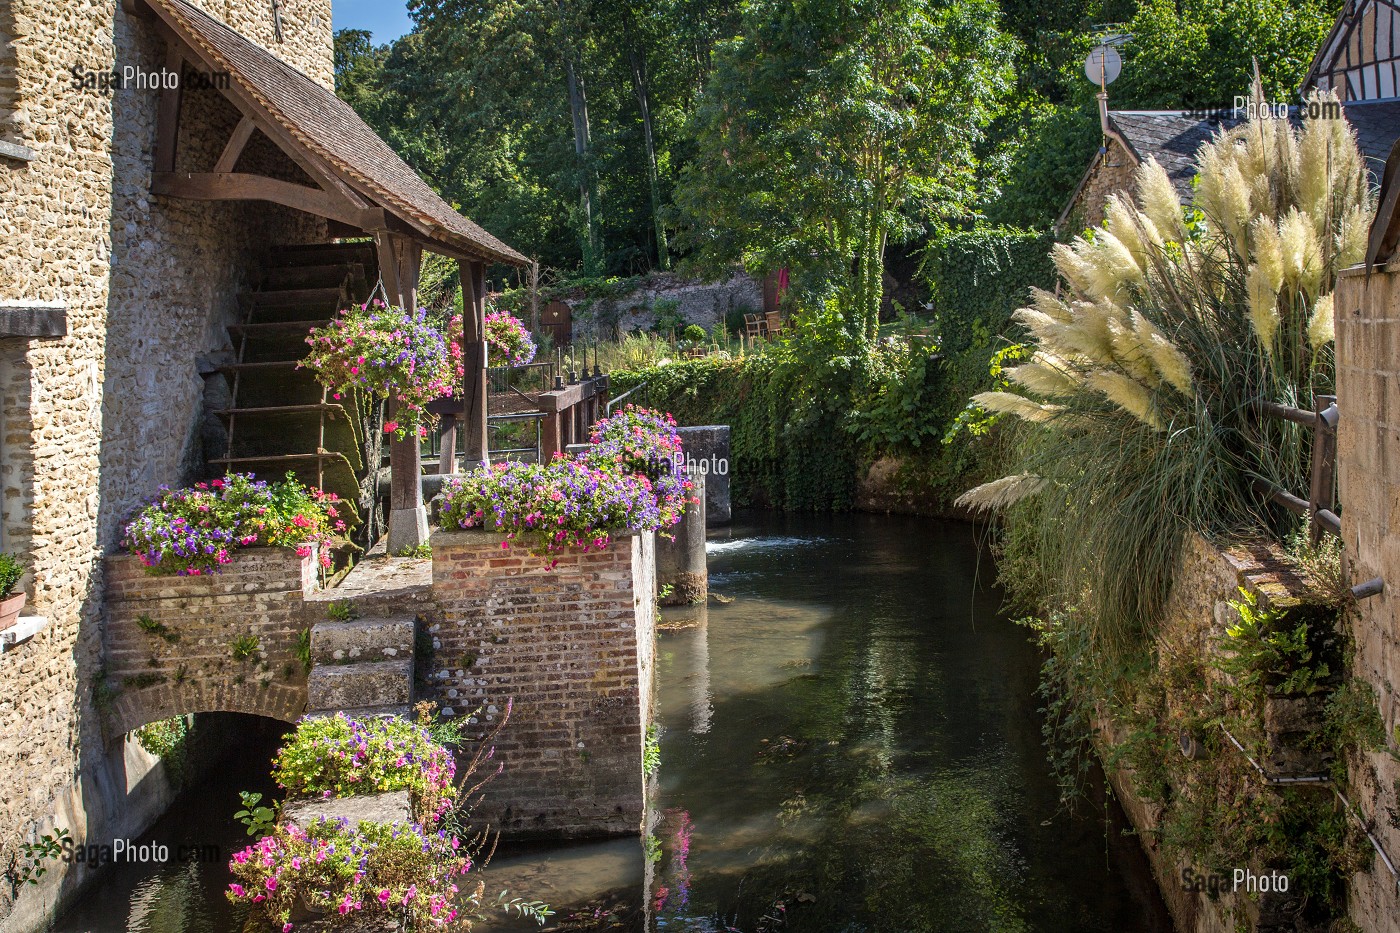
[744, 313, 768, 341]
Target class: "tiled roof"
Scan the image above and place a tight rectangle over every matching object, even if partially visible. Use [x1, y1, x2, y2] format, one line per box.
[147, 0, 527, 266]
[1108, 101, 1400, 195]
[1339, 99, 1400, 182]
[1107, 111, 1245, 197]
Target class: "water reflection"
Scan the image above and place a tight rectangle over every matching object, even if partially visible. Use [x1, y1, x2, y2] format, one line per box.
[481, 512, 1171, 933]
[56, 513, 1170, 933]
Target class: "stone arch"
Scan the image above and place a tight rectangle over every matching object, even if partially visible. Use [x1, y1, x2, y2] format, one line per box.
[105, 680, 305, 740]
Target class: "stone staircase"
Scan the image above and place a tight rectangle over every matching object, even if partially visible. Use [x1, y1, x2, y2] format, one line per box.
[306, 614, 416, 719]
[210, 242, 379, 539]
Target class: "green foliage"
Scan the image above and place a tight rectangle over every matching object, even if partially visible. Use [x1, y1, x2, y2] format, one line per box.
[233, 790, 280, 838]
[1217, 589, 1332, 698]
[326, 600, 359, 622]
[135, 614, 179, 643]
[122, 672, 166, 689]
[674, 0, 1015, 340]
[4, 828, 69, 888]
[643, 724, 662, 777]
[0, 553, 23, 600]
[294, 627, 312, 674]
[1112, 0, 1342, 110]
[229, 634, 260, 663]
[134, 715, 189, 761]
[494, 891, 556, 926]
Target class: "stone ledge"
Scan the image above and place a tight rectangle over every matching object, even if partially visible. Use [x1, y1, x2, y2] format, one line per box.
[0, 138, 37, 162]
[0, 301, 66, 338]
[283, 790, 413, 829]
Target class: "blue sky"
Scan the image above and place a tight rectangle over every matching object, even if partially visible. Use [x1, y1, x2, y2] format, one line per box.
[331, 0, 413, 44]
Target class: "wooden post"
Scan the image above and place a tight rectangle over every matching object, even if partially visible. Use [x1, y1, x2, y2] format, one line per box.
[378, 232, 429, 552]
[438, 415, 458, 474]
[458, 260, 489, 465]
[541, 409, 562, 461]
[1309, 394, 1338, 545]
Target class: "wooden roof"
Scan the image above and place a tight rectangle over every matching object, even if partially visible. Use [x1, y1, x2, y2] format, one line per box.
[142, 0, 527, 266]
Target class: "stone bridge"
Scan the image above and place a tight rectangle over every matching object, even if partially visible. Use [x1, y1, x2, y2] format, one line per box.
[100, 530, 656, 837]
[101, 548, 321, 737]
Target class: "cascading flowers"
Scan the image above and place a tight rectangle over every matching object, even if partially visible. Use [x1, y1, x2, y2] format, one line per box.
[447, 310, 538, 381]
[226, 817, 475, 931]
[272, 713, 456, 824]
[301, 300, 453, 439]
[583, 405, 693, 527]
[439, 459, 664, 558]
[122, 473, 345, 576]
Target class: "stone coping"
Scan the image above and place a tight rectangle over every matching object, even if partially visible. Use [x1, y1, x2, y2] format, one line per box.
[430, 526, 642, 547]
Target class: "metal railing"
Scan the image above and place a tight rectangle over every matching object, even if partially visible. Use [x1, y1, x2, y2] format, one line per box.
[1255, 395, 1340, 542]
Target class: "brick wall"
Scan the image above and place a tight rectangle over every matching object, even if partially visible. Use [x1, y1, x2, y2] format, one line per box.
[429, 530, 657, 838]
[1334, 265, 1400, 933]
[101, 547, 319, 736]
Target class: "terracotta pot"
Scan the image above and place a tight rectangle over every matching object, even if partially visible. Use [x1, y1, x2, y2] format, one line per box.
[0, 591, 25, 632]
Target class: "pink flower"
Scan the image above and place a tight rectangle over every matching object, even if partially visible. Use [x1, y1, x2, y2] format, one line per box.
[378, 889, 391, 905]
[265, 877, 277, 891]
[229, 883, 245, 896]
[384, 421, 400, 434]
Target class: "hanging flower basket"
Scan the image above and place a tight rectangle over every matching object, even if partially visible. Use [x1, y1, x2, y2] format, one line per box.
[301, 300, 453, 440]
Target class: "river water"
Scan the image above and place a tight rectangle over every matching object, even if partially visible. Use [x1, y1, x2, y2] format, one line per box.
[53, 512, 1171, 932]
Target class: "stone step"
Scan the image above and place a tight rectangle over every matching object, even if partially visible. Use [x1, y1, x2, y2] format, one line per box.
[307, 658, 413, 712]
[311, 615, 416, 665]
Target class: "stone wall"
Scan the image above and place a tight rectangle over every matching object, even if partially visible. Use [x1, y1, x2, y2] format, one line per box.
[570, 272, 763, 341]
[1334, 265, 1400, 933]
[0, 2, 331, 929]
[429, 530, 657, 838]
[1098, 534, 1333, 933]
[102, 548, 319, 736]
[1062, 137, 1137, 234]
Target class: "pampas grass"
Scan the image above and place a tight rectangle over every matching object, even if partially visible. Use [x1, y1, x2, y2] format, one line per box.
[964, 88, 1370, 653]
[956, 473, 1050, 512]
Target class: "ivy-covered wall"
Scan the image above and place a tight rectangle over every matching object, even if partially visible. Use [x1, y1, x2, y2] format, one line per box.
[609, 227, 1057, 513]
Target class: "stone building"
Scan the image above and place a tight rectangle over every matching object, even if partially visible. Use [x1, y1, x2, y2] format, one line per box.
[0, 2, 523, 929]
[1058, 0, 1400, 235]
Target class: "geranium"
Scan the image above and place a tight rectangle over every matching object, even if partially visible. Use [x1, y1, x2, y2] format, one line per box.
[272, 714, 456, 824]
[301, 300, 452, 439]
[122, 473, 344, 576]
[584, 406, 693, 528]
[226, 817, 474, 930]
[439, 458, 666, 555]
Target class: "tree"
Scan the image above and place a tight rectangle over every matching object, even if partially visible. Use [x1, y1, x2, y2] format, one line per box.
[674, 0, 1015, 342]
[1112, 0, 1342, 110]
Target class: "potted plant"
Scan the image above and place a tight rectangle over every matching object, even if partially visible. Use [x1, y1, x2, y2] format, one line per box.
[0, 553, 26, 632]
